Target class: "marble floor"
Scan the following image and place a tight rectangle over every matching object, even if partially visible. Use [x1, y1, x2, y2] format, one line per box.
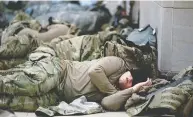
[14, 112, 176, 117]
[15, 112, 129, 117]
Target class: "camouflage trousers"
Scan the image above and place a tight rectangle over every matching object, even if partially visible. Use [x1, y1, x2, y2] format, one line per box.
[0, 34, 39, 70]
[103, 41, 158, 79]
[0, 92, 59, 112]
[0, 56, 64, 111]
[0, 31, 109, 69]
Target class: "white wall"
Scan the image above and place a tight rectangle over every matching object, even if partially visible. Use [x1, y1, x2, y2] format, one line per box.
[140, 1, 193, 73]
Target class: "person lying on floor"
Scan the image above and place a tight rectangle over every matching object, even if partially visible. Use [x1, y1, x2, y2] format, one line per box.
[0, 56, 152, 111]
[1, 12, 80, 44]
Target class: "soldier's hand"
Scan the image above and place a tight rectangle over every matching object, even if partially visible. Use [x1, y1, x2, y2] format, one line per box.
[133, 78, 152, 93]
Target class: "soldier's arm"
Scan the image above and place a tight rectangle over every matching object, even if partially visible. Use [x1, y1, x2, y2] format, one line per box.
[88, 56, 125, 95]
[101, 78, 152, 111]
[101, 87, 134, 111]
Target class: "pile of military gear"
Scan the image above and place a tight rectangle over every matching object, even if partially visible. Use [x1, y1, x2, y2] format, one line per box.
[125, 66, 193, 117]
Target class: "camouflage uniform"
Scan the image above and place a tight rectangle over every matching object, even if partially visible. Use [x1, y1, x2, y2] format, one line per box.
[1, 21, 40, 44]
[10, 12, 41, 31]
[1, 12, 80, 44]
[0, 55, 63, 111]
[0, 30, 158, 112]
[53, 31, 119, 61]
[0, 21, 80, 70]
[0, 49, 139, 112]
[0, 34, 40, 70]
[0, 29, 157, 74]
[103, 41, 158, 79]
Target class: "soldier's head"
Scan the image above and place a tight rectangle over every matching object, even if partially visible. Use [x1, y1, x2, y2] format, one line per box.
[119, 71, 133, 90]
[119, 69, 148, 90]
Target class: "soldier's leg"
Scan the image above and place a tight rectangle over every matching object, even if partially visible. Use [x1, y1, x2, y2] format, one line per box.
[103, 41, 136, 64]
[52, 32, 122, 61]
[0, 57, 64, 97]
[80, 35, 102, 61]
[0, 92, 59, 112]
[75, 33, 120, 61]
[104, 41, 158, 79]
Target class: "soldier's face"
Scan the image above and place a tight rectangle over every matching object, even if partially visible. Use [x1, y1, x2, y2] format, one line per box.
[119, 71, 133, 89]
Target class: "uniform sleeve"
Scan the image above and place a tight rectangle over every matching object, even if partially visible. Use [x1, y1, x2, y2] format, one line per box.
[88, 56, 125, 95]
[101, 87, 134, 111]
